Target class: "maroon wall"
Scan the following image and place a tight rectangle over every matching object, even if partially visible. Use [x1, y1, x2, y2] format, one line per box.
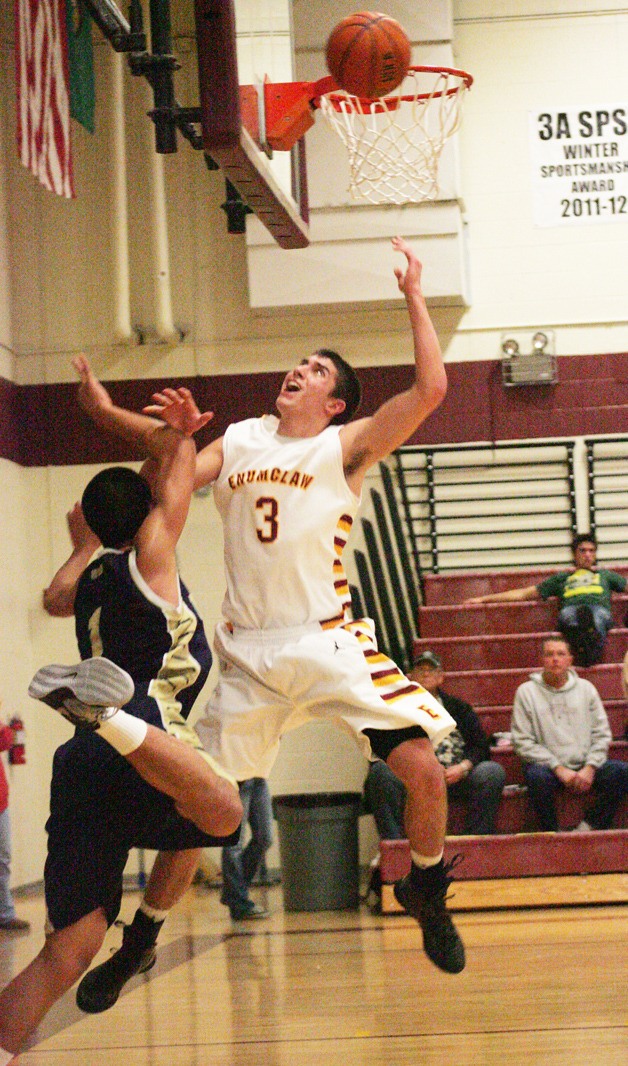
[0, 377, 22, 464]
[6, 352, 628, 467]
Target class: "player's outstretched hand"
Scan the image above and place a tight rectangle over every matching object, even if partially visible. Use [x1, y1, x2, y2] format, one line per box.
[392, 235, 423, 296]
[73, 354, 113, 417]
[143, 387, 214, 437]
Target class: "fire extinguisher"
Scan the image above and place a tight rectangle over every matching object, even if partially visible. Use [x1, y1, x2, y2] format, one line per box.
[8, 717, 26, 765]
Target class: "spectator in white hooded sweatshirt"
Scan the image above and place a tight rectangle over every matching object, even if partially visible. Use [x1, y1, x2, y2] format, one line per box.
[511, 636, 628, 832]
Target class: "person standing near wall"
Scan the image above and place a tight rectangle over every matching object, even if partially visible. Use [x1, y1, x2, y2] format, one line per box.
[0, 705, 30, 934]
[221, 778, 274, 920]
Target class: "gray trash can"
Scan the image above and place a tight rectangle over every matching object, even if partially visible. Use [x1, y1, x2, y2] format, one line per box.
[274, 792, 362, 912]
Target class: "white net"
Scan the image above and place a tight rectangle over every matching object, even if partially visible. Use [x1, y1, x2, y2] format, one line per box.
[318, 67, 472, 206]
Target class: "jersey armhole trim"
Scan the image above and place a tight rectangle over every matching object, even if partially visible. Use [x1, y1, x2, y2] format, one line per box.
[128, 549, 183, 614]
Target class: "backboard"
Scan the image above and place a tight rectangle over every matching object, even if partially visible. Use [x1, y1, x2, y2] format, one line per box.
[193, 0, 310, 249]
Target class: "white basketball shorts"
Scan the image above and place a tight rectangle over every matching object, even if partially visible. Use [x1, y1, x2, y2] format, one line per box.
[195, 618, 455, 780]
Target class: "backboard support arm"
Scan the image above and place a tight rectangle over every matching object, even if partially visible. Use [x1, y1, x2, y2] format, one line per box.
[84, 0, 312, 246]
[83, 0, 199, 153]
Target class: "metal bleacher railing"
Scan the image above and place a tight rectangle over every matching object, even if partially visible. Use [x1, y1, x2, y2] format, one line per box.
[392, 440, 578, 578]
[349, 437, 628, 668]
[585, 436, 628, 566]
[349, 463, 421, 674]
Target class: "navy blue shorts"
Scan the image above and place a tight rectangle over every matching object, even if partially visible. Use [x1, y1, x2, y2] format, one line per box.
[45, 730, 238, 931]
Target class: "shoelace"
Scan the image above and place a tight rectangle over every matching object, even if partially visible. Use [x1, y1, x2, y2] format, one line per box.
[423, 853, 464, 906]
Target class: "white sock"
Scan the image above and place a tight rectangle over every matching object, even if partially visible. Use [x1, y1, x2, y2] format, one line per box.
[98, 710, 148, 756]
[411, 849, 443, 869]
[0, 1048, 15, 1065]
[140, 900, 169, 923]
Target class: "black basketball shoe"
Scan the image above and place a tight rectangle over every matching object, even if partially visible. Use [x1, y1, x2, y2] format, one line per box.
[76, 913, 161, 1013]
[394, 857, 466, 974]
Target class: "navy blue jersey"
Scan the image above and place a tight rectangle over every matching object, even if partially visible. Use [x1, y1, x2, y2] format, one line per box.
[74, 548, 212, 727]
[45, 550, 236, 932]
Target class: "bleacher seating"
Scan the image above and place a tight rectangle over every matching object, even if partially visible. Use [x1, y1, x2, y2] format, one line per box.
[379, 830, 628, 892]
[420, 567, 628, 606]
[415, 568, 628, 835]
[377, 567, 628, 892]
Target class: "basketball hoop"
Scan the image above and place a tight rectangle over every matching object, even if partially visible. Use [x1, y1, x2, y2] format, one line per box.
[317, 66, 473, 206]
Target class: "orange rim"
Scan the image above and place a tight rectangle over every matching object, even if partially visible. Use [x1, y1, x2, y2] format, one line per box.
[319, 65, 473, 112]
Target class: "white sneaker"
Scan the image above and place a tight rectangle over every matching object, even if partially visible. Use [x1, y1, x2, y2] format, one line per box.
[29, 658, 134, 729]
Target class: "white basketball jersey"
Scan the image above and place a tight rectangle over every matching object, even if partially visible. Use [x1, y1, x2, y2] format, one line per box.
[214, 415, 360, 629]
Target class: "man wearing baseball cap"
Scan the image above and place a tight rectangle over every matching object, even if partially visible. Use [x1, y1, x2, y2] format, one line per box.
[365, 650, 505, 839]
[413, 651, 442, 671]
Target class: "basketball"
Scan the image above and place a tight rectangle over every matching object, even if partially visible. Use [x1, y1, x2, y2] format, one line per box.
[325, 11, 411, 99]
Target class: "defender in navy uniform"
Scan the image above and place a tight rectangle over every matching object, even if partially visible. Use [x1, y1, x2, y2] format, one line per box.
[74, 522, 212, 737]
[0, 358, 242, 1065]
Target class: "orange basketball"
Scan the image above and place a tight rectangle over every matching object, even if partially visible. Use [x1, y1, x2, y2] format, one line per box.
[325, 11, 411, 99]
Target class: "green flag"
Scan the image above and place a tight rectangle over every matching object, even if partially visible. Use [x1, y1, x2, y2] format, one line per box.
[66, 0, 95, 134]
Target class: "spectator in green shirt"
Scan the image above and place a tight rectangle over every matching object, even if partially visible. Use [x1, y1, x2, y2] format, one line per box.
[464, 534, 626, 667]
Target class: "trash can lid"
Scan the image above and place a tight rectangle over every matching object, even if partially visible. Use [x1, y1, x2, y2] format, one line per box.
[274, 791, 362, 810]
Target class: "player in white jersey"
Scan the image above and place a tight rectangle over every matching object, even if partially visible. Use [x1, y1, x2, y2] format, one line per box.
[215, 414, 357, 630]
[147, 236, 465, 974]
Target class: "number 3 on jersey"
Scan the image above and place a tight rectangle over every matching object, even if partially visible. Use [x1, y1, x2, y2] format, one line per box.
[256, 496, 279, 543]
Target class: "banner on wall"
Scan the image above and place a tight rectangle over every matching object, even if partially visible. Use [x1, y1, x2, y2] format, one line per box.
[15, 0, 74, 198]
[66, 0, 95, 135]
[529, 104, 628, 227]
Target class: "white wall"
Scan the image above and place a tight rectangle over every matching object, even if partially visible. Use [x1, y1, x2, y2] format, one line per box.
[451, 0, 628, 360]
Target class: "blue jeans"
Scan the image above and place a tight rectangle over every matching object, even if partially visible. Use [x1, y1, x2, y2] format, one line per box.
[363, 759, 406, 840]
[558, 603, 612, 666]
[523, 760, 628, 831]
[221, 778, 274, 916]
[448, 761, 506, 834]
[0, 807, 16, 923]
[364, 758, 506, 838]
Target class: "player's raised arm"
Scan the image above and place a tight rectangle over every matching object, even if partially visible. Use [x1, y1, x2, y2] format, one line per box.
[73, 356, 192, 528]
[144, 386, 224, 489]
[73, 356, 196, 598]
[143, 386, 214, 437]
[73, 354, 165, 447]
[43, 503, 101, 617]
[340, 237, 447, 489]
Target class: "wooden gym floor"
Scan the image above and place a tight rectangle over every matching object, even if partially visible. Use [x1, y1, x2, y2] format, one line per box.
[1, 877, 626, 1066]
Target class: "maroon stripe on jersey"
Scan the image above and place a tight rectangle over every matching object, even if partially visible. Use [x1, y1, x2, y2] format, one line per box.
[369, 666, 404, 681]
[380, 684, 416, 701]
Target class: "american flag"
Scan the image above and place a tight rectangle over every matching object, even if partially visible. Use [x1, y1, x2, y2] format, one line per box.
[15, 0, 75, 198]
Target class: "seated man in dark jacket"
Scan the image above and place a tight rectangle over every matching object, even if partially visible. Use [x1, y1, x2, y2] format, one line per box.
[364, 651, 506, 838]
